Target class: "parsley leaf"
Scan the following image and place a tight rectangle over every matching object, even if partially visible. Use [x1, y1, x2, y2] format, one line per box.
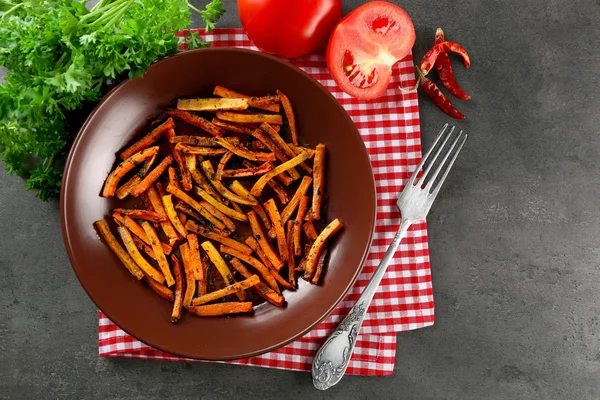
[0, 0, 225, 201]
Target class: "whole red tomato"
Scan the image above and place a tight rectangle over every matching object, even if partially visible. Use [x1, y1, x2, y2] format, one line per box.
[238, 0, 342, 59]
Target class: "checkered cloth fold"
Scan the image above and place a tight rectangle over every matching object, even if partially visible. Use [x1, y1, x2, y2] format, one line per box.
[99, 29, 434, 376]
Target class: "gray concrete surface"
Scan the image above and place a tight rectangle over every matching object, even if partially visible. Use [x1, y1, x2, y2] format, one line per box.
[1, 1, 599, 399]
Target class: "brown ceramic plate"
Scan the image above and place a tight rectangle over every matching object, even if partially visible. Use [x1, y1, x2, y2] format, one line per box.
[60, 48, 376, 360]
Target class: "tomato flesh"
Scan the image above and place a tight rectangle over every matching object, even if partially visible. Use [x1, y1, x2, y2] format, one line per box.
[327, 2, 416, 100]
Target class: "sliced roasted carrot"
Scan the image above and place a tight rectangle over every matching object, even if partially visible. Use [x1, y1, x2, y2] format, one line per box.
[194, 186, 247, 222]
[201, 241, 245, 301]
[229, 180, 272, 230]
[241, 160, 292, 202]
[94, 220, 144, 280]
[169, 135, 240, 147]
[132, 235, 156, 260]
[187, 234, 205, 295]
[293, 196, 311, 256]
[189, 302, 253, 317]
[288, 143, 315, 159]
[251, 140, 268, 151]
[146, 186, 180, 245]
[130, 155, 173, 198]
[213, 86, 280, 112]
[116, 176, 141, 200]
[199, 200, 236, 232]
[303, 221, 319, 242]
[171, 254, 184, 323]
[177, 98, 249, 112]
[229, 258, 284, 306]
[112, 209, 166, 222]
[176, 143, 228, 156]
[113, 213, 172, 254]
[219, 245, 279, 293]
[167, 184, 228, 232]
[117, 226, 165, 284]
[211, 118, 255, 135]
[221, 162, 274, 179]
[250, 153, 308, 197]
[161, 195, 187, 237]
[311, 144, 326, 220]
[184, 155, 221, 200]
[102, 146, 159, 197]
[264, 199, 288, 264]
[142, 221, 175, 287]
[200, 160, 257, 206]
[172, 146, 193, 191]
[145, 276, 174, 302]
[168, 167, 181, 190]
[276, 90, 297, 145]
[216, 111, 282, 125]
[303, 219, 343, 281]
[286, 221, 296, 286]
[179, 242, 196, 308]
[244, 236, 273, 269]
[120, 118, 174, 160]
[250, 128, 300, 180]
[270, 267, 295, 290]
[247, 95, 280, 111]
[213, 137, 276, 162]
[311, 248, 329, 285]
[260, 122, 311, 174]
[216, 151, 233, 181]
[278, 176, 313, 234]
[247, 211, 284, 270]
[164, 109, 225, 137]
[191, 275, 259, 306]
[186, 220, 252, 255]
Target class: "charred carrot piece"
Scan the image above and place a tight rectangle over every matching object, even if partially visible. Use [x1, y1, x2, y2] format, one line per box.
[120, 118, 174, 160]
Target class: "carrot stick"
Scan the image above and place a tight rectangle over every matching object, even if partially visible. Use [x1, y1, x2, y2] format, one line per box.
[250, 128, 300, 180]
[221, 162, 274, 178]
[247, 211, 284, 270]
[213, 86, 280, 113]
[250, 153, 308, 197]
[171, 254, 184, 323]
[164, 109, 225, 137]
[268, 175, 312, 238]
[161, 195, 187, 238]
[146, 186, 180, 245]
[216, 151, 233, 181]
[264, 199, 288, 264]
[303, 219, 343, 282]
[176, 144, 228, 156]
[219, 245, 279, 293]
[276, 90, 298, 145]
[229, 258, 284, 306]
[200, 241, 245, 301]
[211, 118, 255, 135]
[186, 220, 252, 255]
[130, 155, 173, 198]
[311, 144, 326, 220]
[213, 137, 276, 162]
[117, 226, 165, 284]
[111, 209, 166, 222]
[199, 200, 236, 232]
[94, 220, 144, 280]
[242, 161, 290, 204]
[229, 180, 272, 230]
[102, 146, 159, 197]
[293, 196, 310, 256]
[244, 236, 273, 269]
[194, 186, 247, 222]
[286, 221, 296, 286]
[216, 111, 282, 125]
[191, 275, 259, 306]
[145, 276, 174, 302]
[187, 234, 205, 296]
[141, 222, 175, 286]
[179, 243, 196, 308]
[120, 118, 174, 160]
[169, 135, 240, 147]
[260, 122, 311, 174]
[189, 302, 253, 317]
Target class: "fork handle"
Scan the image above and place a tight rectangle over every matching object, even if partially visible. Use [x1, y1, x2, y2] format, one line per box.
[312, 219, 413, 390]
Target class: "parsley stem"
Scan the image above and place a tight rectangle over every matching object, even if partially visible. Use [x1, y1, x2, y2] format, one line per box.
[188, 2, 203, 15]
[1, 2, 22, 18]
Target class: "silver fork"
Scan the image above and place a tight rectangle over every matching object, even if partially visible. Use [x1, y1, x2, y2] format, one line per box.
[312, 124, 467, 390]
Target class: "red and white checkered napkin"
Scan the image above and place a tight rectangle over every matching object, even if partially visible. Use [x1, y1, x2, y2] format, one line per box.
[99, 29, 434, 376]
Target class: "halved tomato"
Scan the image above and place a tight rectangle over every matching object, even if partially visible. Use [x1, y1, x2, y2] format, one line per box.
[326, 2, 416, 100]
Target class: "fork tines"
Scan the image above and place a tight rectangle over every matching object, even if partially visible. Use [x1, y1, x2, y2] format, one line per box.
[409, 124, 467, 195]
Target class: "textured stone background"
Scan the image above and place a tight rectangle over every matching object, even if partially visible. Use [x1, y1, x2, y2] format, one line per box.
[1, 1, 599, 398]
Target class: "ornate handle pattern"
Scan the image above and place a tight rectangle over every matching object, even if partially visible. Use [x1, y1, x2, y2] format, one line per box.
[312, 219, 412, 390]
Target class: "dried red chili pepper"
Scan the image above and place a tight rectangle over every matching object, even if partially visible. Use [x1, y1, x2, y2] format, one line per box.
[420, 41, 471, 76]
[434, 28, 471, 100]
[420, 75, 465, 119]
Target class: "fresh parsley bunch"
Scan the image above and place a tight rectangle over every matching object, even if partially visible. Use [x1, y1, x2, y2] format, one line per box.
[0, 0, 225, 201]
